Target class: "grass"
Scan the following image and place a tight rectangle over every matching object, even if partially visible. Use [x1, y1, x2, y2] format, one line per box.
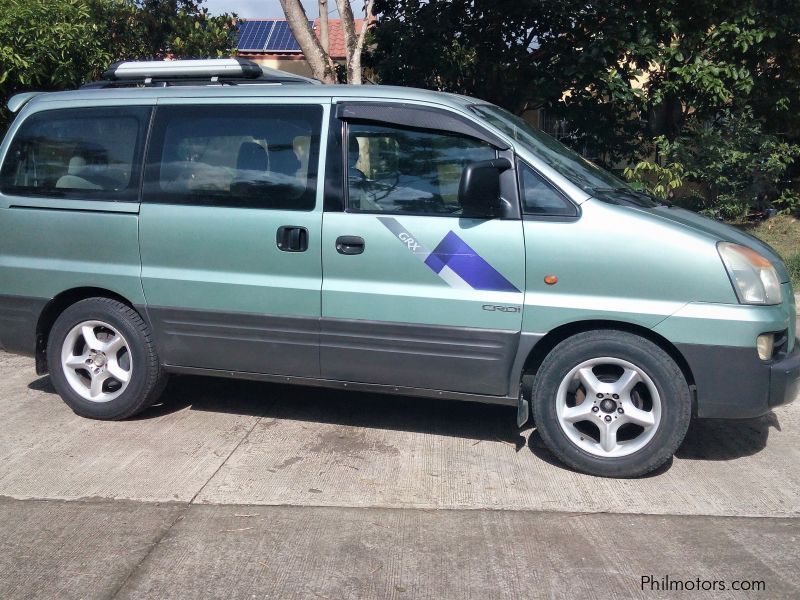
[736, 214, 800, 290]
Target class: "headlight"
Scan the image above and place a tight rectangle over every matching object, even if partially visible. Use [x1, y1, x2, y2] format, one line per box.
[718, 242, 782, 305]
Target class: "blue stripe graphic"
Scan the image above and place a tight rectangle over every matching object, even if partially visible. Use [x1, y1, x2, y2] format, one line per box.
[424, 231, 520, 293]
[378, 217, 519, 293]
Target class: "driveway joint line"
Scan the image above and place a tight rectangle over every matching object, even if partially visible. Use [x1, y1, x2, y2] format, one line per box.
[103, 410, 267, 600]
[107, 502, 189, 600]
[188, 411, 267, 506]
[3, 495, 797, 521]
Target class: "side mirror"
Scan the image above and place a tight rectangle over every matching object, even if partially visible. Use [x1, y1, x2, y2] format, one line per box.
[458, 158, 512, 218]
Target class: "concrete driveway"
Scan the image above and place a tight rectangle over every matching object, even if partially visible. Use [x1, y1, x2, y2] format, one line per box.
[1, 349, 798, 598]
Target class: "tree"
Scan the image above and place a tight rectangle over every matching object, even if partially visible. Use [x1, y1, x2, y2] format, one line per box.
[115, 1, 237, 60]
[369, 0, 656, 162]
[0, 0, 113, 97]
[626, 108, 800, 218]
[319, 0, 330, 53]
[279, 0, 375, 84]
[0, 0, 236, 127]
[369, 1, 800, 165]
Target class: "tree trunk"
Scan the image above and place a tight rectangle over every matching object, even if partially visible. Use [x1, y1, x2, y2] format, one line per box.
[351, 0, 375, 85]
[335, 0, 357, 83]
[279, 0, 337, 83]
[335, 0, 374, 84]
[318, 0, 329, 54]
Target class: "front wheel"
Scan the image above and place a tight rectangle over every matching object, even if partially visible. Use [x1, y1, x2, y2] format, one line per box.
[531, 330, 691, 477]
[47, 298, 168, 420]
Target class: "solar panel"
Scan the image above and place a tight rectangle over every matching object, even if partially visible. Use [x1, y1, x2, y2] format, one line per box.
[237, 20, 308, 53]
[237, 21, 276, 51]
[264, 21, 304, 52]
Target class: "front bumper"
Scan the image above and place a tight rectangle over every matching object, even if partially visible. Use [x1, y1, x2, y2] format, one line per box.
[678, 341, 800, 419]
[769, 344, 800, 411]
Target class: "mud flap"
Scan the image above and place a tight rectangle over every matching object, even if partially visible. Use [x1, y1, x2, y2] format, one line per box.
[516, 389, 530, 428]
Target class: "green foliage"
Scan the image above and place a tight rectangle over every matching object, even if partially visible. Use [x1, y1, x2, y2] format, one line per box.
[369, 1, 800, 182]
[370, 0, 656, 163]
[0, 0, 112, 93]
[627, 109, 800, 219]
[0, 0, 236, 128]
[624, 160, 684, 201]
[776, 189, 800, 215]
[105, 1, 237, 60]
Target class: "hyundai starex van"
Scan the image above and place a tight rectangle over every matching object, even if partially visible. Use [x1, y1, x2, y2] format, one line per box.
[0, 59, 797, 477]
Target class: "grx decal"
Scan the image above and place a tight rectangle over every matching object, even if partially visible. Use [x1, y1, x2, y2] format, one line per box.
[378, 217, 520, 293]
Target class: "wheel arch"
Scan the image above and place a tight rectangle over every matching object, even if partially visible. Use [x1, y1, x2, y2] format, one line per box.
[35, 287, 140, 375]
[520, 319, 696, 408]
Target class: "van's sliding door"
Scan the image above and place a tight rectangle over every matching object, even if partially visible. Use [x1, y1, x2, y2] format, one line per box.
[138, 100, 327, 377]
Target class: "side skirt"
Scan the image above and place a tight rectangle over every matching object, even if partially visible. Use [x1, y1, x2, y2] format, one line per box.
[164, 364, 519, 407]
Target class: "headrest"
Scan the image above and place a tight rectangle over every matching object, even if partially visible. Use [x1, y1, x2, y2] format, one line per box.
[236, 142, 268, 173]
[268, 142, 300, 176]
[67, 156, 87, 175]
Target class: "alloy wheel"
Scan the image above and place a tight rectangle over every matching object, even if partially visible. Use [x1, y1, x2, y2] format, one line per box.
[555, 356, 662, 458]
[60, 320, 132, 403]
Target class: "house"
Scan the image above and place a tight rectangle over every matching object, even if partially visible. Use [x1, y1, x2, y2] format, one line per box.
[235, 18, 367, 79]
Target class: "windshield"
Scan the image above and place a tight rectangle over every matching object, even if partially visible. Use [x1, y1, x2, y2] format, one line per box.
[470, 104, 631, 194]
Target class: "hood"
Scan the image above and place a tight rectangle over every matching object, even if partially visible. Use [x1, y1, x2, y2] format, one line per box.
[634, 205, 790, 283]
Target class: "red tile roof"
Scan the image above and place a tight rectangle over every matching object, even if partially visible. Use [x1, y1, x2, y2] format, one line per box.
[314, 18, 367, 60]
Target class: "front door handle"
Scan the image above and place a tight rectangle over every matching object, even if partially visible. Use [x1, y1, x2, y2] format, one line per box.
[336, 235, 365, 255]
[276, 226, 308, 252]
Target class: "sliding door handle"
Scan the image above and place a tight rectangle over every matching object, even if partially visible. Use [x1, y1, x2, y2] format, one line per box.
[276, 226, 308, 252]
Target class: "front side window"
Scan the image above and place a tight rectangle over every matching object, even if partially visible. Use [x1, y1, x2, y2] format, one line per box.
[0, 106, 150, 201]
[520, 162, 577, 217]
[144, 104, 322, 210]
[347, 123, 496, 215]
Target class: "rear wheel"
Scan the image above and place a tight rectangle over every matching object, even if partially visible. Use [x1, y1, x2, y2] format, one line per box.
[47, 298, 167, 420]
[531, 330, 691, 477]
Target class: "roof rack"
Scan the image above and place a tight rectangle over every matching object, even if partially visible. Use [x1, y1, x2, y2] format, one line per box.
[81, 58, 320, 89]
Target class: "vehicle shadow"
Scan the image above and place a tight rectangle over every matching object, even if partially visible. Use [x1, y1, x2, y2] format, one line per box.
[27, 376, 56, 394]
[523, 428, 677, 477]
[675, 411, 780, 460]
[29, 373, 529, 449]
[527, 411, 780, 472]
[527, 412, 781, 477]
[29, 373, 780, 470]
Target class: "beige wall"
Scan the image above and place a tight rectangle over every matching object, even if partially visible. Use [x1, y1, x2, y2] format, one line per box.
[246, 56, 316, 78]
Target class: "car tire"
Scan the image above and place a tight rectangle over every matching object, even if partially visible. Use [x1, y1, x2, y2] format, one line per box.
[47, 297, 168, 420]
[531, 330, 691, 477]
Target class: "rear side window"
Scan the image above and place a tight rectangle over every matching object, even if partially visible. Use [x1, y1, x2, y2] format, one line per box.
[347, 122, 497, 215]
[519, 162, 577, 217]
[0, 106, 151, 201]
[143, 104, 322, 210]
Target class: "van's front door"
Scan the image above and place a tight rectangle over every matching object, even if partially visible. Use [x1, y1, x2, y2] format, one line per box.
[139, 101, 326, 377]
[321, 106, 525, 396]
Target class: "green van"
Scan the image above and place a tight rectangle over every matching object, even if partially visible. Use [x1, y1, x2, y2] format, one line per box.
[0, 59, 797, 477]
